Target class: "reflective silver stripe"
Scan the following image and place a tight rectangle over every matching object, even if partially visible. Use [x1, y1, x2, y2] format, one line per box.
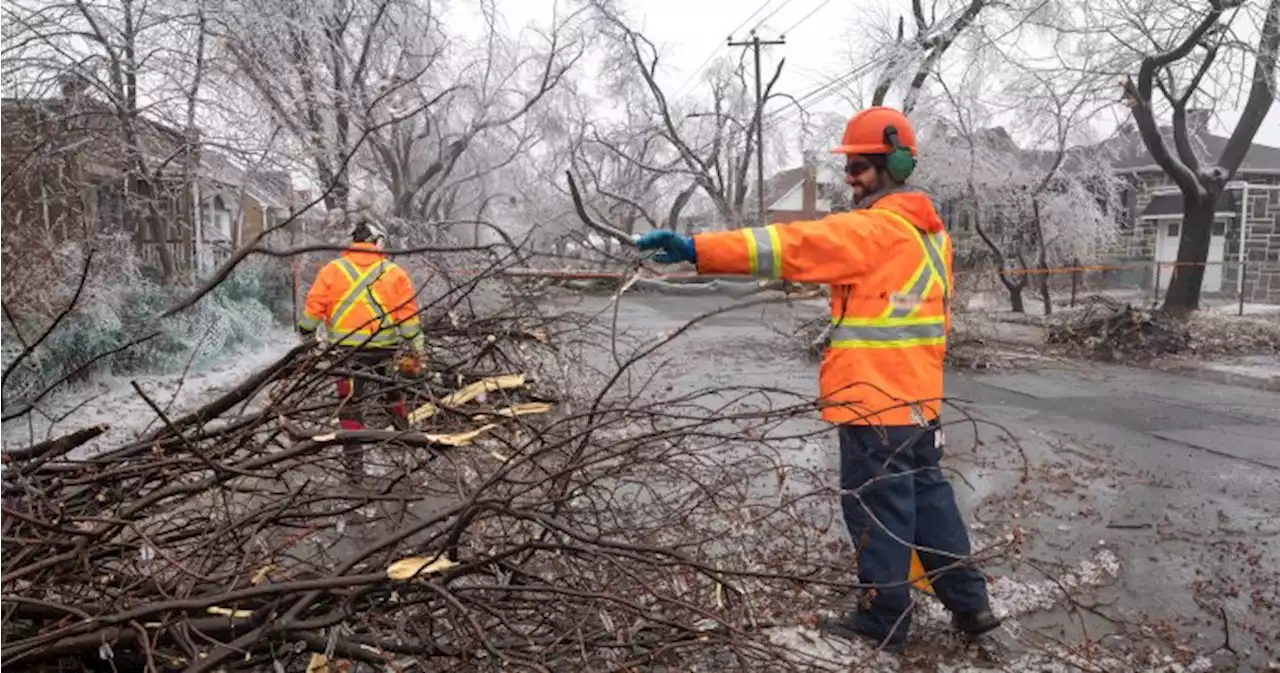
[872, 209, 951, 317]
[917, 229, 949, 296]
[328, 333, 399, 348]
[397, 320, 421, 338]
[297, 313, 322, 330]
[829, 320, 946, 346]
[744, 226, 781, 278]
[330, 259, 389, 330]
[888, 263, 932, 319]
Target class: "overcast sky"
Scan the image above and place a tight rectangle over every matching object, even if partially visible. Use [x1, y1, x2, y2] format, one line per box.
[505, 0, 1280, 169]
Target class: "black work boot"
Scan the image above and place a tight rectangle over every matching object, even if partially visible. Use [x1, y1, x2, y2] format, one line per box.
[953, 608, 1002, 636]
[818, 614, 906, 653]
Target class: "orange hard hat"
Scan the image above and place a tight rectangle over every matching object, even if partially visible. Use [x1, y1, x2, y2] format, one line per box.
[830, 106, 917, 156]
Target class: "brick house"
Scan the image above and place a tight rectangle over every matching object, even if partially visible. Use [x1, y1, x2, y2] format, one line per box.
[1, 75, 296, 280]
[1105, 114, 1280, 303]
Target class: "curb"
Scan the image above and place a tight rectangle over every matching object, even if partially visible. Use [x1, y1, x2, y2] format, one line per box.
[1152, 362, 1280, 393]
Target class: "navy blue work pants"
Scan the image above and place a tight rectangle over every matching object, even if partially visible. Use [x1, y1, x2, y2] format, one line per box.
[838, 423, 989, 644]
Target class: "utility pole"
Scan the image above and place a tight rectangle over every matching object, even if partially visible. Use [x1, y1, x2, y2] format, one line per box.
[729, 30, 785, 227]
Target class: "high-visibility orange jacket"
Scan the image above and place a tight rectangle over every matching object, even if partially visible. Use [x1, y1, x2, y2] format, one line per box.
[693, 191, 952, 426]
[297, 243, 423, 350]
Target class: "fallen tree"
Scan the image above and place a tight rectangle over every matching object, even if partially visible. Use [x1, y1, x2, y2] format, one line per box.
[3, 273, 1000, 672]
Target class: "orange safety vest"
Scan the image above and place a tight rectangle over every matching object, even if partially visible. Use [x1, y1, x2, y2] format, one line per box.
[693, 191, 952, 426]
[298, 243, 422, 349]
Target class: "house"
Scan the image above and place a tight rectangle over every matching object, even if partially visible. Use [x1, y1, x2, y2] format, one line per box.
[762, 151, 851, 224]
[195, 149, 296, 273]
[667, 152, 852, 235]
[1104, 112, 1280, 303]
[917, 118, 1280, 304]
[1, 74, 299, 280]
[1, 75, 198, 278]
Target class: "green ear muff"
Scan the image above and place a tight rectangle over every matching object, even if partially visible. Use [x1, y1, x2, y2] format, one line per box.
[883, 125, 916, 182]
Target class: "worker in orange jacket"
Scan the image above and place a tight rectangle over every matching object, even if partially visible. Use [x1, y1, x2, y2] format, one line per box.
[637, 107, 998, 651]
[298, 216, 426, 474]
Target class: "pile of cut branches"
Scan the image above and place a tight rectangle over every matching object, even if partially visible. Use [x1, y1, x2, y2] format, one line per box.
[0, 285, 944, 673]
[1045, 295, 1192, 361]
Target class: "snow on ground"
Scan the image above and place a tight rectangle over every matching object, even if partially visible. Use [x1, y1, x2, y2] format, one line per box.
[1, 328, 294, 458]
[764, 548, 1213, 672]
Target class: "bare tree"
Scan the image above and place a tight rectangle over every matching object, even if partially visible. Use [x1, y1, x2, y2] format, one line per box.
[1109, 0, 1280, 311]
[865, 0, 992, 113]
[3, 0, 216, 282]
[566, 98, 697, 236]
[923, 65, 1123, 314]
[590, 2, 784, 228]
[219, 0, 584, 225]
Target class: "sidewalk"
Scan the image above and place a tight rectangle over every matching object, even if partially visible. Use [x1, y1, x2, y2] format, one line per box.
[967, 315, 1280, 392]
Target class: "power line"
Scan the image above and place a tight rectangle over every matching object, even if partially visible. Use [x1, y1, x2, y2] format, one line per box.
[672, 0, 778, 98]
[780, 0, 833, 37]
[751, 0, 798, 33]
[763, 58, 882, 131]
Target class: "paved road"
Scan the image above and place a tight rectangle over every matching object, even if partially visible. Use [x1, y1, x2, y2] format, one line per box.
[551, 291, 1280, 670]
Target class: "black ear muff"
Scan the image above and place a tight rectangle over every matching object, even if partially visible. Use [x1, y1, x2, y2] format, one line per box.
[883, 125, 916, 182]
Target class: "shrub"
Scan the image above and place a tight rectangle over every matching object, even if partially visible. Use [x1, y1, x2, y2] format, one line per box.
[2, 253, 294, 409]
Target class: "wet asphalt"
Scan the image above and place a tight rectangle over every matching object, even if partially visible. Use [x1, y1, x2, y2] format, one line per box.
[550, 290, 1280, 668]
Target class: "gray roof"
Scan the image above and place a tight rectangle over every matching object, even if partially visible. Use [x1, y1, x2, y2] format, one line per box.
[200, 150, 292, 207]
[940, 124, 1280, 178]
[1103, 127, 1280, 174]
[761, 166, 808, 211]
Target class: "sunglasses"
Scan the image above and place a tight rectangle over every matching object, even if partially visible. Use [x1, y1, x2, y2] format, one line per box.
[845, 158, 874, 176]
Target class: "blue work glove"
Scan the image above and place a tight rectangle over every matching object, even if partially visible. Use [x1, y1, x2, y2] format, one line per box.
[635, 230, 697, 264]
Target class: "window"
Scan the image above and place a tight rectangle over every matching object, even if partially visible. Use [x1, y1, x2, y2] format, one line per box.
[1166, 222, 1179, 237]
[1212, 220, 1226, 236]
[94, 183, 124, 233]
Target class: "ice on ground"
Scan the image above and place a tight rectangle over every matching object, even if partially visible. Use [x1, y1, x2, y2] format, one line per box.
[761, 548, 1211, 672]
[1, 328, 294, 458]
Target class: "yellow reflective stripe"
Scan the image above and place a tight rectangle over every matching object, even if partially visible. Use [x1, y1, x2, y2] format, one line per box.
[741, 225, 782, 278]
[829, 315, 946, 348]
[829, 336, 947, 349]
[880, 261, 929, 319]
[871, 209, 950, 318]
[327, 332, 400, 348]
[926, 232, 948, 296]
[330, 259, 389, 331]
[766, 226, 783, 279]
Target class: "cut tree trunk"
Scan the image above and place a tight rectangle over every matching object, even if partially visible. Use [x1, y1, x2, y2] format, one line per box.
[1161, 194, 1216, 313]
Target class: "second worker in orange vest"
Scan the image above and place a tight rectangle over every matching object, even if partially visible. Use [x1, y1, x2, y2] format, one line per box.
[636, 107, 999, 652]
[299, 216, 426, 476]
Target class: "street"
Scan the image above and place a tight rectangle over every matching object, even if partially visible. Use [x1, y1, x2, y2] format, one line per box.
[556, 291, 1280, 671]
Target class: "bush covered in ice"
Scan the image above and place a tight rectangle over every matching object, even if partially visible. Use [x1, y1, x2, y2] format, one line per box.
[2, 246, 292, 408]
